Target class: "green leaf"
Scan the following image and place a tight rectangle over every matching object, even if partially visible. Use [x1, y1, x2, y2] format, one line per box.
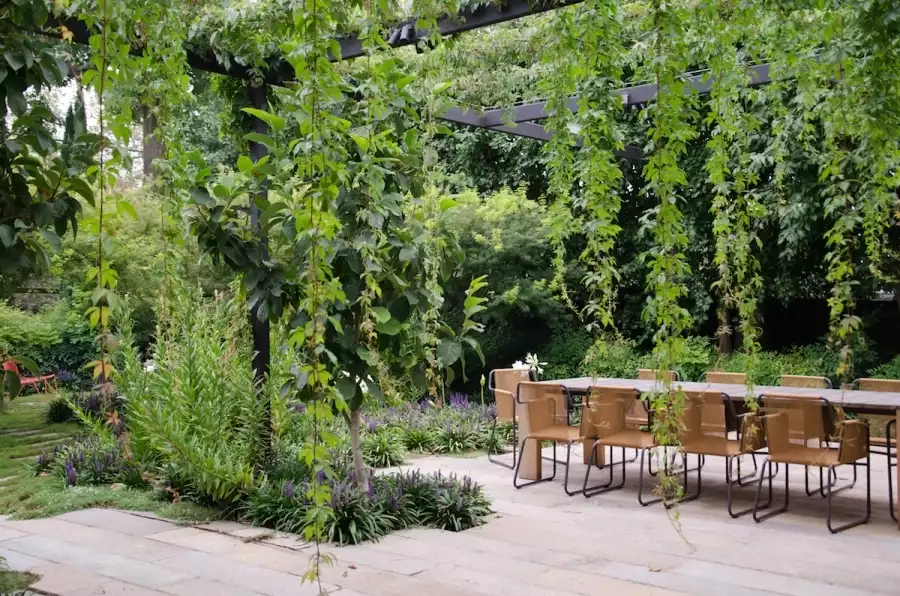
[236, 155, 253, 173]
[4, 370, 21, 400]
[11, 355, 38, 374]
[357, 347, 376, 366]
[117, 200, 137, 220]
[4, 52, 24, 71]
[436, 339, 462, 367]
[372, 307, 391, 323]
[0, 224, 15, 247]
[398, 246, 416, 262]
[241, 107, 286, 132]
[439, 198, 458, 212]
[335, 376, 358, 402]
[375, 319, 403, 336]
[39, 229, 61, 252]
[67, 178, 94, 205]
[243, 132, 277, 149]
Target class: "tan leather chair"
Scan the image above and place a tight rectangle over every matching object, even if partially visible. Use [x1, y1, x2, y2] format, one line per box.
[487, 368, 531, 469]
[777, 374, 832, 389]
[679, 390, 767, 517]
[512, 382, 582, 495]
[753, 393, 870, 533]
[852, 378, 900, 521]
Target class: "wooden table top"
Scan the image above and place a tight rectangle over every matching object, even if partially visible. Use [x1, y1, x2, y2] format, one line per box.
[541, 377, 900, 415]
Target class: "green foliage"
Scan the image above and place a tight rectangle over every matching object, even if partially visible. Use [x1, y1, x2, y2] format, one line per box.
[540, 329, 594, 380]
[46, 397, 73, 423]
[871, 356, 900, 380]
[117, 286, 264, 506]
[362, 431, 405, 468]
[0, 0, 98, 279]
[675, 336, 716, 382]
[580, 334, 644, 379]
[242, 469, 491, 546]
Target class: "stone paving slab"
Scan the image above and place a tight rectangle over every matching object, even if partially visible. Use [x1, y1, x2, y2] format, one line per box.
[57, 509, 179, 537]
[3, 453, 900, 595]
[2, 534, 192, 590]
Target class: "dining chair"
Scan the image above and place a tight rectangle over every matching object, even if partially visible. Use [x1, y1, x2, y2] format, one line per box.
[679, 390, 769, 517]
[487, 368, 531, 469]
[852, 377, 900, 522]
[753, 393, 871, 533]
[512, 382, 582, 495]
[777, 375, 832, 389]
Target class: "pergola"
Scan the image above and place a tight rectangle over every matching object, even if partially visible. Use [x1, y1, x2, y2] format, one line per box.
[47, 0, 774, 379]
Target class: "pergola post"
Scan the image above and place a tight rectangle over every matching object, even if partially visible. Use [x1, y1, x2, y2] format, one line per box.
[247, 84, 271, 383]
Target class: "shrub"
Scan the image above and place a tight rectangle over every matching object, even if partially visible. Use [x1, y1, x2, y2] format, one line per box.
[434, 419, 481, 453]
[870, 355, 900, 380]
[580, 334, 643, 378]
[673, 336, 716, 381]
[46, 397, 74, 423]
[401, 421, 436, 452]
[241, 469, 492, 545]
[116, 286, 265, 506]
[540, 328, 594, 380]
[46, 436, 146, 488]
[362, 432, 405, 468]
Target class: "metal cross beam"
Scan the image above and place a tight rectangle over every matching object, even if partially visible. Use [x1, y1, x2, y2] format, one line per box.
[476, 63, 772, 125]
[46, 0, 585, 86]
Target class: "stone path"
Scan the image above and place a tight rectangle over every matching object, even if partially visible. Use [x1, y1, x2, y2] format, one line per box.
[2, 449, 898, 595]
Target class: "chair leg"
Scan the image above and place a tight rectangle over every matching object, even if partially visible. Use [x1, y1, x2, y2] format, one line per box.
[584, 446, 627, 497]
[665, 453, 702, 509]
[887, 419, 896, 523]
[727, 455, 771, 518]
[826, 456, 871, 533]
[562, 441, 586, 496]
[638, 449, 662, 507]
[736, 453, 759, 487]
[754, 459, 789, 523]
[513, 438, 556, 489]
[488, 415, 515, 470]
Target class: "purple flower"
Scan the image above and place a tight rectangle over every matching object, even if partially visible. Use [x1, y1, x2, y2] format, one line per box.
[364, 416, 379, 434]
[290, 402, 307, 415]
[388, 495, 398, 511]
[367, 482, 375, 499]
[283, 480, 295, 499]
[65, 460, 77, 486]
[448, 393, 470, 409]
[316, 470, 325, 485]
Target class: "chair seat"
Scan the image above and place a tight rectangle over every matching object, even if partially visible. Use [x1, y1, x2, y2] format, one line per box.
[768, 446, 841, 467]
[597, 430, 656, 449]
[528, 425, 581, 443]
[681, 437, 743, 457]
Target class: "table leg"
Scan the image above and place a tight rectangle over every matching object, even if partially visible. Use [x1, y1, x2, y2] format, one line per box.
[896, 409, 899, 530]
[517, 399, 541, 481]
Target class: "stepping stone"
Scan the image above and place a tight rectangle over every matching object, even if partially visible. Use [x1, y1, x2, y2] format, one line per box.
[230, 527, 274, 542]
[262, 531, 310, 552]
[194, 520, 248, 534]
[0, 430, 42, 437]
[58, 509, 178, 537]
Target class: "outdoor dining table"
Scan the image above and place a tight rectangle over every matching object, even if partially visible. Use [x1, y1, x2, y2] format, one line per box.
[519, 376, 900, 526]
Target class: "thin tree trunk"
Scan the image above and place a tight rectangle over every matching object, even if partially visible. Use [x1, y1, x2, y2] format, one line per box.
[141, 104, 164, 178]
[349, 409, 368, 493]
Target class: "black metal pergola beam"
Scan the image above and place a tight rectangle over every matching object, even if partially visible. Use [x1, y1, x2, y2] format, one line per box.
[471, 63, 773, 126]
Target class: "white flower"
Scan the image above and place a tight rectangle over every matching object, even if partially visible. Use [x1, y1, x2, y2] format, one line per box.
[143, 360, 156, 373]
[511, 360, 528, 370]
[525, 353, 547, 376]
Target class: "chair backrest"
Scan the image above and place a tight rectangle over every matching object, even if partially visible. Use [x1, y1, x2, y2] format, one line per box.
[490, 368, 530, 420]
[703, 371, 746, 385]
[681, 389, 737, 440]
[2, 360, 19, 377]
[637, 368, 679, 382]
[761, 392, 831, 451]
[517, 381, 568, 425]
[585, 385, 640, 439]
[777, 375, 832, 389]
[853, 378, 900, 392]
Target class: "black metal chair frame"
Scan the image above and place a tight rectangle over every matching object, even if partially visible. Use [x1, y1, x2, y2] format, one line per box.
[887, 418, 897, 523]
[511, 394, 584, 496]
[752, 397, 871, 534]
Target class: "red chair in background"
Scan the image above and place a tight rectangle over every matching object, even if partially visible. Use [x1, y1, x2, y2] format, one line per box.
[2, 360, 56, 393]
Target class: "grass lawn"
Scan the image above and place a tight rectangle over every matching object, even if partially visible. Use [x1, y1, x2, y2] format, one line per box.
[0, 391, 218, 522]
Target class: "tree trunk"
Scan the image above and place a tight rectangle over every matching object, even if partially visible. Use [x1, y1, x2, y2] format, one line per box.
[141, 104, 165, 178]
[716, 307, 734, 356]
[349, 409, 368, 493]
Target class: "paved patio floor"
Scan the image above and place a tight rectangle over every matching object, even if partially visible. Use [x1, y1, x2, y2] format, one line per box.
[2, 448, 898, 595]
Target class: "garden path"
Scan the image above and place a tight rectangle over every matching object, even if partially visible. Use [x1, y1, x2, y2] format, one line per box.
[1, 449, 897, 595]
